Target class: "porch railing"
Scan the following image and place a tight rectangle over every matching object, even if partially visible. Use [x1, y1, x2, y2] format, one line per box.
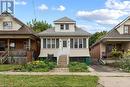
[9, 50, 27, 57]
[0, 51, 8, 64]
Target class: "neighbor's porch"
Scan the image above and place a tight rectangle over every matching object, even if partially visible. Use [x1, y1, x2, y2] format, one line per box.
[0, 38, 35, 64]
[101, 41, 130, 59]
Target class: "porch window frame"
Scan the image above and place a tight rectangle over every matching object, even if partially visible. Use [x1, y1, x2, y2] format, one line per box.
[3, 21, 13, 29]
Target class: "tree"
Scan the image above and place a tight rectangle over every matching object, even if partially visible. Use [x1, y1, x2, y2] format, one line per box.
[27, 19, 52, 33]
[89, 31, 107, 46]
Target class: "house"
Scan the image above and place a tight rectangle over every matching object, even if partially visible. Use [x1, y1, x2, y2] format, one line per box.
[37, 17, 91, 67]
[0, 12, 40, 64]
[90, 16, 130, 62]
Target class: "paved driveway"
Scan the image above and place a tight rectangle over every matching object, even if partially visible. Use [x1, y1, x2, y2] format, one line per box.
[99, 77, 130, 87]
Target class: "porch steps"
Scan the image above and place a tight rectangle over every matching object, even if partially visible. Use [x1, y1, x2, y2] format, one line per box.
[58, 55, 67, 68]
[50, 68, 69, 72]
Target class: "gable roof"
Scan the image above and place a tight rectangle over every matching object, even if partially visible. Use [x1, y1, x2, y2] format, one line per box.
[0, 11, 34, 35]
[90, 16, 130, 48]
[54, 17, 76, 23]
[37, 27, 91, 37]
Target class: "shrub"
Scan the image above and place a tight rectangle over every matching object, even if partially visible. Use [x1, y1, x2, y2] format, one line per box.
[110, 48, 123, 59]
[14, 60, 56, 72]
[69, 62, 89, 72]
[119, 58, 130, 72]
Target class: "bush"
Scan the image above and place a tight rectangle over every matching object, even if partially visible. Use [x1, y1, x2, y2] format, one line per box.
[119, 58, 130, 72]
[69, 62, 89, 72]
[110, 48, 123, 59]
[14, 61, 56, 72]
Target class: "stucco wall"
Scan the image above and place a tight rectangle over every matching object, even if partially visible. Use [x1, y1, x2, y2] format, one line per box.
[0, 16, 21, 30]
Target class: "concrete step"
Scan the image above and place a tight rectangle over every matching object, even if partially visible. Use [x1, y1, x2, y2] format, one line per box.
[50, 68, 69, 72]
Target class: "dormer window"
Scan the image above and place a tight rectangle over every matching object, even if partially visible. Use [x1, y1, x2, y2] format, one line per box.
[60, 24, 69, 30]
[124, 25, 129, 34]
[3, 21, 12, 29]
[60, 24, 64, 30]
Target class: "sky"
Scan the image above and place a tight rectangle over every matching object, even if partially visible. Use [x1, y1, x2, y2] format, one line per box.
[13, 0, 130, 33]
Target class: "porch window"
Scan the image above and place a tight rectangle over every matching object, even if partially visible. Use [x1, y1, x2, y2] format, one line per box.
[0, 41, 6, 51]
[3, 21, 12, 29]
[83, 38, 86, 48]
[70, 39, 73, 48]
[79, 39, 83, 48]
[47, 39, 51, 48]
[52, 39, 55, 48]
[124, 25, 129, 34]
[43, 39, 46, 48]
[74, 39, 78, 48]
[56, 39, 59, 48]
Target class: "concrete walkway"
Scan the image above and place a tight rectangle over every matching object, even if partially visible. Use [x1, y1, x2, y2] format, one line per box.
[0, 66, 130, 87]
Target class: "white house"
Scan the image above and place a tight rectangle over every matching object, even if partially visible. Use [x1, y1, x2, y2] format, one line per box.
[37, 17, 91, 67]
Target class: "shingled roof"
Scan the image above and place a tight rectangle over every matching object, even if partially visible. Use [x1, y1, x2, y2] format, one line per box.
[90, 16, 130, 48]
[37, 27, 91, 37]
[54, 17, 76, 23]
[0, 11, 34, 35]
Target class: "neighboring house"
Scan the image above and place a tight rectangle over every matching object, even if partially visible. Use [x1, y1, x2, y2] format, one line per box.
[0, 12, 40, 64]
[90, 16, 130, 61]
[37, 17, 91, 67]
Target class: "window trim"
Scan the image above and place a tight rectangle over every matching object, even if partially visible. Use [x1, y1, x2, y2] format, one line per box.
[3, 21, 12, 29]
[124, 25, 129, 34]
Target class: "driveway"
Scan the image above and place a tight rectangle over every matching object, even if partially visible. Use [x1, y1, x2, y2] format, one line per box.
[90, 64, 130, 87]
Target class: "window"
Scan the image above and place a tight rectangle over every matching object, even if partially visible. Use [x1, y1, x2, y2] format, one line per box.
[10, 40, 16, 50]
[83, 38, 86, 48]
[60, 24, 64, 30]
[24, 40, 29, 50]
[124, 25, 129, 34]
[47, 39, 51, 48]
[79, 39, 83, 48]
[74, 39, 78, 48]
[43, 39, 46, 48]
[0, 41, 6, 51]
[3, 21, 12, 29]
[52, 39, 55, 48]
[70, 39, 73, 48]
[65, 24, 69, 30]
[56, 39, 59, 48]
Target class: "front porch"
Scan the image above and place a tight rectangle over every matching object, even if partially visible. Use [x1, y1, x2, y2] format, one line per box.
[0, 39, 36, 64]
[101, 41, 130, 59]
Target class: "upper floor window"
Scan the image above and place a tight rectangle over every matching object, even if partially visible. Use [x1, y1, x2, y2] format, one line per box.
[60, 24, 69, 30]
[3, 21, 12, 29]
[124, 25, 129, 34]
[60, 24, 64, 30]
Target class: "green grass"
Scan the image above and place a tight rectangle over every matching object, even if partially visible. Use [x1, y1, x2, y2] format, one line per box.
[0, 75, 98, 87]
[0, 65, 19, 71]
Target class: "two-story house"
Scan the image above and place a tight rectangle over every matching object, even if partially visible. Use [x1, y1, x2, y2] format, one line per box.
[0, 12, 40, 64]
[37, 17, 91, 67]
[90, 16, 130, 61]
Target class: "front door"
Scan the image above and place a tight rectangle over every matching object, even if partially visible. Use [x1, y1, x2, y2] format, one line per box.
[62, 40, 67, 48]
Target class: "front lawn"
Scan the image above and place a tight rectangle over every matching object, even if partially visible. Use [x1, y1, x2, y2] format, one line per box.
[69, 62, 89, 72]
[0, 75, 98, 87]
[0, 65, 19, 71]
